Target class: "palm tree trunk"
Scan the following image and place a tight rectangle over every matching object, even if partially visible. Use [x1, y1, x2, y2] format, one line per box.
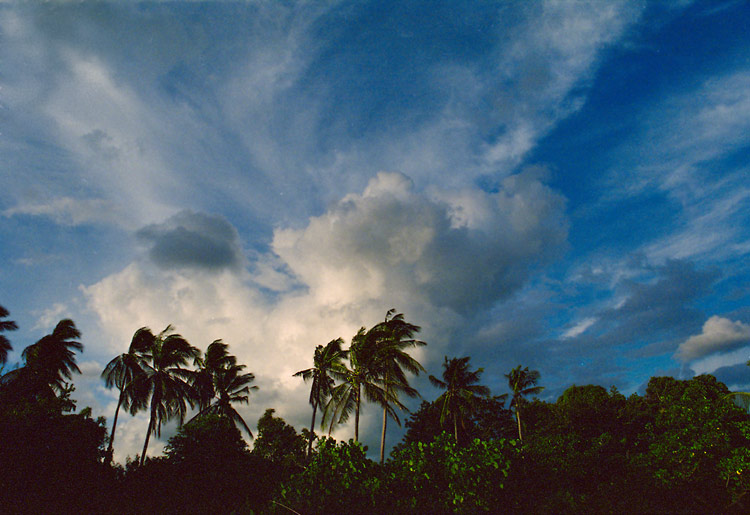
[140, 400, 157, 466]
[308, 402, 317, 457]
[380, 403, 387, 463]
[453, 412, 458, 444]
[105, 389, 125, 462]
[516, 407, 523, 441]
[354, 383, 361, 442]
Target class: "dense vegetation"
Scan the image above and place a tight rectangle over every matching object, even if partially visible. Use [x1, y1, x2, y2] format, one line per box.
[2, 303, 750, 513]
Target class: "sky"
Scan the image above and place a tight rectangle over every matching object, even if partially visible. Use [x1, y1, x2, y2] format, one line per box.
[1, 0, 749, 462]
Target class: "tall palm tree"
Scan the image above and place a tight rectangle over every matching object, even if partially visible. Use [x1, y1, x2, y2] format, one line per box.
[323, 327, 386, 442]
[0, 305, 18, 367]
[429, 356, 490, 444]
[188, 340, 257, 438]
[101, 327, 151, 462]
[505, 365, 544, 441]
[22, 319, 83, 394]
[137, 325, 200, 466]
[294, 337, 347, 456]
[372, 309, 425, 463]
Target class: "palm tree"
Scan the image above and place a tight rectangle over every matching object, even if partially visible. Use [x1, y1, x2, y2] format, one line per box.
[0, 305, 18, 367]
[101, 327, 151, 462]
[188, 340, 257, 438]
[323, 327, 386, 442]
[137, 325, 200, 466]
[429, 356, 490, 444]
[22, 319, 83, 394]
[372, 309, 425, 463]
[294, 337, 347, 456]
[505, 365, 544, 441]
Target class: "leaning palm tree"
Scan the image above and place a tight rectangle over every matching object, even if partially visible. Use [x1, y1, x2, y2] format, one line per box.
[0, 305, 18, 367]
[372, 309, 425, 463]
[101, 327, 151, 462]
[137, 325, 201, 466]
[22, 319, 83, 394]
[429, 356, 490, 444]
[294, 337, 347, 456]
[505, 365, 544, 441]
[188, 340, 257, 438]
[322, 327, 386, 442]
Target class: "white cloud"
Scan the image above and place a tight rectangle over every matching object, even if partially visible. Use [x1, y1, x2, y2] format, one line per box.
[274, 170, 567, 312]
[562, 317, 597, 339]
[676, 315, 750, 361]
[480, 0, 641, 171]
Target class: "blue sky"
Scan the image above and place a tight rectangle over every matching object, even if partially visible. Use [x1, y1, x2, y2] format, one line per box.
[1, 0, 749, 460]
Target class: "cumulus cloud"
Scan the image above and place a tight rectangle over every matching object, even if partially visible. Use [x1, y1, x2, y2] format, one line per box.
[136, 210, 243, 271]
[274, 170, 567, 313]
[676, 316, 750, 361]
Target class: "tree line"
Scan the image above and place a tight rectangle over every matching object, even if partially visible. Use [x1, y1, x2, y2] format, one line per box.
[2, 303, 750, 513]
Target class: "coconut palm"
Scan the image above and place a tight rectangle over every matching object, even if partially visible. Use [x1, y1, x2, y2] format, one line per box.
[22, 319, 83, 394]
[294, 337, 347, 456]
[372, 309, 425, 463]
[505, 365, 544, 441]
[137, 325, 200, 466]
[101, 327, 151, 462]
[0, 305, 18, 367]
[191, 340, 234, 411]
[429, 356, 490, 444]
[189, 340, 257, 438]
[323, 327, 387, 442]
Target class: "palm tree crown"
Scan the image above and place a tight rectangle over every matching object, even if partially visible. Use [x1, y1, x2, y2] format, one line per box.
[0, 305, 18, 366]
[429, 356, 490, 444]
[505, 365, 544, 441]
[22, 319, 83, 394]
[189, 339, 257, 438]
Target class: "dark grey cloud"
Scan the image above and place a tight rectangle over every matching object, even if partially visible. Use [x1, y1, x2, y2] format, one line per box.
[584, 260, 719, 353]
[484, 260, 722, 395]
[712, 362, 750, 390]
[137, 210, 243, 271]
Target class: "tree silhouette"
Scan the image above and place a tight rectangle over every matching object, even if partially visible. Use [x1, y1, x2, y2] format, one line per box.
[506, 365, 544, 441]
[429, 356, 490, 444]
[101, 327, 151, 462]
[22, 319, 83, 395]
[371, 309, 425, 463]
[294, 337, 347, 456]
[188, 339, 257, 438]
[323, 327, 387, 442]
[136, 325, 200, 466]
[0, 305, 18, 367]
